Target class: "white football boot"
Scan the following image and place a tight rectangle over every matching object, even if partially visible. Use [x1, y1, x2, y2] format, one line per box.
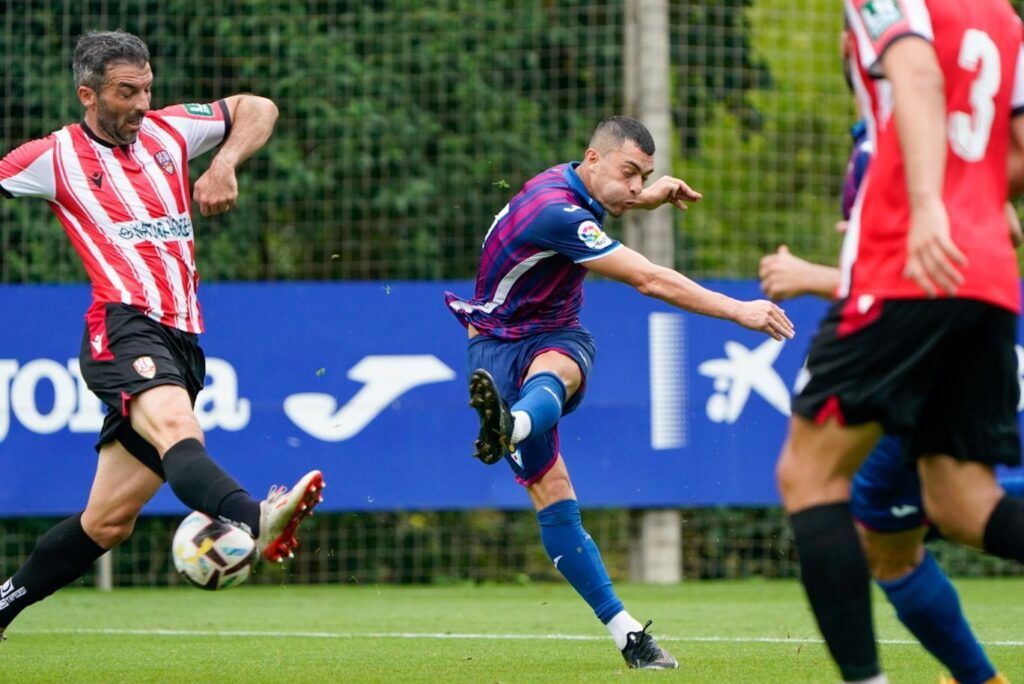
[256, 470, 325, 563]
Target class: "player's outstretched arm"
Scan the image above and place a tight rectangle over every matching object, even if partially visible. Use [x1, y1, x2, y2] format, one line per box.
[632, 175, 702, 211]
[758, 245, 841, 301]
[193, 94, 279, 217]
[586, 244, 794, 341]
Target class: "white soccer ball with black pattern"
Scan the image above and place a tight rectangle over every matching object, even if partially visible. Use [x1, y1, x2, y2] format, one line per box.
[172, 511, 257, 590]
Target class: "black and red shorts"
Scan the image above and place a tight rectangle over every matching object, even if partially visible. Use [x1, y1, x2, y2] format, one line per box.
[792, 297, 1020, 466]
[79, 303, 206, 477]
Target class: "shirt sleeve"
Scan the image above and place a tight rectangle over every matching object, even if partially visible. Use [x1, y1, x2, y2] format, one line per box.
[0, 136, 57, 201]
[845, 0, 933, 78]
[528, 204, 621, 263]
[146, 100, 232, 161]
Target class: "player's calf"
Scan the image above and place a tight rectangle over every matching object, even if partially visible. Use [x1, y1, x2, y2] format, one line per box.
[982, 496, 1024, 563]
[919, 457, 1005, 550]
[162, 438, 263, 536]
[508, 371, 566, 445]
[0, 514, 106, 633]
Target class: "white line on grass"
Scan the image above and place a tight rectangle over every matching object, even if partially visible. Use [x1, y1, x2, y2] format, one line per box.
[16, 628, 1024, 648]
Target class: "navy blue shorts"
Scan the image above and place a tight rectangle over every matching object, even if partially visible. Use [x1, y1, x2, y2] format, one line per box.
[850, 435, 926, 532]
[466, 327, 596, 485]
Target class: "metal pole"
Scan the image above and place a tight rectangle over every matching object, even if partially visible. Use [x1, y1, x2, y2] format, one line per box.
[95, 550, 113, 591]
[623, 0, 674, 267]
[624, 0, 683, 585]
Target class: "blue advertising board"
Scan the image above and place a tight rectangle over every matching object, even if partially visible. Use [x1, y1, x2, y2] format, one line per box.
[1, 282, 1021, 515]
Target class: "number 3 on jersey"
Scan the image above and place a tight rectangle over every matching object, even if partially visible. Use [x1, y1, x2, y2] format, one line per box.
[949, 28, 1000, 162]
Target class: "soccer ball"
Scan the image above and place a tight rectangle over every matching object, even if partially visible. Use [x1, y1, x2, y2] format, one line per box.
[172, 511, 257, 590]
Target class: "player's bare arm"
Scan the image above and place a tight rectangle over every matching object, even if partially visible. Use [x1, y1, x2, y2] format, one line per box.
[883, 37, 966, 297]
[193, 94, 278, 217]
[632, 175, 702, 211]
[758, 245, 840, 301]
[1007, 201, 1023, 247]
[586, 244, 794, 341]
[1008, 114, 1024, 199]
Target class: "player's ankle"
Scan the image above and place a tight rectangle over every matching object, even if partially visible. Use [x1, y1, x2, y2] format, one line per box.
[510, 410, 531, 443]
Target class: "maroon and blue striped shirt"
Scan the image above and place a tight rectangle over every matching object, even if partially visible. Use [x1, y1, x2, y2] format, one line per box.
[445, 162, 621, 340]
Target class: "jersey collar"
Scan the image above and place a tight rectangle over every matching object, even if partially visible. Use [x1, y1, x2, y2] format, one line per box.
[80, 120, 132, 152]
[564, 162, 606, 222]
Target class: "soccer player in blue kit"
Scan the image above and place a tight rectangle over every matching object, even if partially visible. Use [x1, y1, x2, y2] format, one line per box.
[446, 116, 795, 669]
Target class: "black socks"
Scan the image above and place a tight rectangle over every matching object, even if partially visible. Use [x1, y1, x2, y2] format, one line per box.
[163, 438, 260, 537]
[0, 514, 105, 629]
[790, 502, 880, 681]
[983, 495, 1024, 562]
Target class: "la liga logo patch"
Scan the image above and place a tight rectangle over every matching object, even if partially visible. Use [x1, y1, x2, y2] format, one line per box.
[577, 221, 612, 250]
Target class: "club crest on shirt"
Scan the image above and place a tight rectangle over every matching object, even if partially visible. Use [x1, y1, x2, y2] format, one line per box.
[154, 150, 175, 175]
[133, 356, 157, 379]
[859, 0, 904, 40]
[577, 220, 612, 250]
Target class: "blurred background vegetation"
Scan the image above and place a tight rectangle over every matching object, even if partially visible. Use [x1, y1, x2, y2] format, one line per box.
[1, 0, 854, 284]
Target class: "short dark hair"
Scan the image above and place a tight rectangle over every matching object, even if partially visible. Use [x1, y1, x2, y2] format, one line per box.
[73, 30, 150, 92]
[589, 116, 656, 155]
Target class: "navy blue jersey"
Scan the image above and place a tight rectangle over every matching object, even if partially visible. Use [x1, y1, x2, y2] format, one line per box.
[445, 163, 620, 339]
[841, 120, 872, 220]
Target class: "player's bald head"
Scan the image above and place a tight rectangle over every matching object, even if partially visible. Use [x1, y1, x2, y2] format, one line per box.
[588, 116, 656, 156]
[73, 30, 150, 92]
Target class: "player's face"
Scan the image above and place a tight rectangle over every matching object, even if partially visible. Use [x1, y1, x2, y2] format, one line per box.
[93, 62, 153, 145]
[584, 141, 654, 217]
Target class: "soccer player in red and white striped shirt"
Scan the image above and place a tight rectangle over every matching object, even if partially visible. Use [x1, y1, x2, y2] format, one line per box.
[0, 31, 323, 638]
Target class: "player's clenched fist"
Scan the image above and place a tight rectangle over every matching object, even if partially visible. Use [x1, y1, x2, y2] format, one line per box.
[758, 245, 813, 301]
[734, 300, 795, 341]
[193, 158, 239, 216]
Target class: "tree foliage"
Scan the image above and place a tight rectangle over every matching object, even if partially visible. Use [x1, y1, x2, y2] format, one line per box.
[1, 0, 772, 283]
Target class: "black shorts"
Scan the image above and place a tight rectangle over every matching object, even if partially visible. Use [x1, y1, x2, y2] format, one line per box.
[79, 303, 206, 478]
[792, 297, 1020, 466]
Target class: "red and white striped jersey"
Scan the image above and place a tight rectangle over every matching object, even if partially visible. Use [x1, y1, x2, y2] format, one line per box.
[0, 100, 231, 333]
[843, 0, 1024, 314]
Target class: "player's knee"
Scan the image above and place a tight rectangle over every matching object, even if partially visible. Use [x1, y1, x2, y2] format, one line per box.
[862, 541, 920, 582]
[153, 410, 202, 444]
[531, 473, 574, 509]
[82, 507, 138, 548]
[776, 450, 849, 512]
[541, 475, 573, 501]
[924, 503, 982, 547]
[775, 449, 807, 508]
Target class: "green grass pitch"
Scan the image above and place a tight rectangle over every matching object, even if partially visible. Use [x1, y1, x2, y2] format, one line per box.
[3, 579, 1022, 682]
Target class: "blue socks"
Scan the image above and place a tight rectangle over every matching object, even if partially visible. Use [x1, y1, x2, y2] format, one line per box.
[511, 372, 566, 443]
[537, 499, 623, 624]
[878, 553, 995, 684]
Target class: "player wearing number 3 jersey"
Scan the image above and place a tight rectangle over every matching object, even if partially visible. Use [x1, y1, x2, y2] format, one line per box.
[776, 1, 1024, 681]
